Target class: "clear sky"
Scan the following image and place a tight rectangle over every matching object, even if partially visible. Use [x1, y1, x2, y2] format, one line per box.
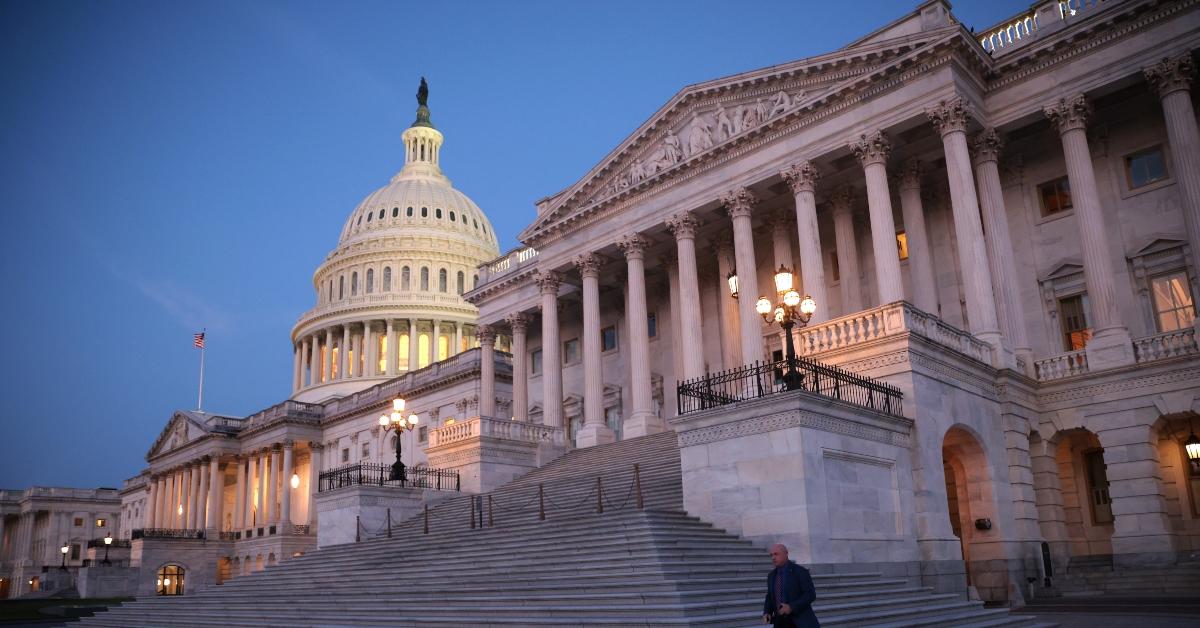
[0, 0, 1028, 490]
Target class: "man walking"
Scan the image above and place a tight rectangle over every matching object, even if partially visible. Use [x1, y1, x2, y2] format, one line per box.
[763, 543, 819, 627]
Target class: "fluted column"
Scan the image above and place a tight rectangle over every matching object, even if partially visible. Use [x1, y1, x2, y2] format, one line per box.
[454, 323, 463, 356]
[265, 447, 277, 525]
[781, 161, 829, 322]
[830, 186, 862, 313]
[408, 319, 420, 371]
[197, 459, 210, 529]
[662, 252, 682, 378]
[340, 325, 351, 379]
[207, 457, 222, 530]
[1045, 95, 1134, 368]
[1146, 55, 1200, 295]
[721, 187, 766, 365]
[666, 211, 705, 379]
[430, 320, 441, 365]
[233, 457, 246, 529]
[145, 476, 158, 528]
[973, 129, 1032, 363]
[478, 325, 496, 418]
[157, 475, 168, 528]
[190, 462, 202, 529]
[714, 233, 741, 368]
[292, 345, 302, 393]
[618, 234, 662, 437]
[365, 322, 377, 376]
[280, 442, 294, 528]
[851, 131, 904, 305]
[308, 443, 323, 527]
[322, 328, 334, 383]
[247, 453, 259, 526]
[386, 320, 397, 375]
[308, 334, 319, 386]
[896, 160, 939, 315]
[928, 98, 1003, 351]
[574, 254, 615, 446]
[181, 465, 193, 528]
[507, 313, 530, 422]
[537, 272, 564, 427]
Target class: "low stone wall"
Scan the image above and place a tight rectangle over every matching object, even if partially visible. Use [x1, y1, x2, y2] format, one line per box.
[315, 485, 427, 548]
[76, 564, 140, 598]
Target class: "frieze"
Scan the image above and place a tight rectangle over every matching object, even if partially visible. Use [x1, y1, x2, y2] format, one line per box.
[677, 408, 910, 448]
[1038, 365, 1200, 406]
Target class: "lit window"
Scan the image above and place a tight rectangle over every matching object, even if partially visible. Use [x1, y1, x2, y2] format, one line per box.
[647, 313, 658, 338]
[531, 349, 543, 375]
[156, 564, 185, 596]
[95, 518, 106, 528]
[601, 326, 617, 352]
[1038, 176, 1072, 217]
[378, 335, 388, 373]
[1058, 294, 1092, 351]
[1125, 146, 1167, 189]
[896, 231, 908, 260]
[1150, 271, 1196, 332]
[73, 518, 83, 527]
[563, 338, 580, 364]
[438, 334, 449, 361]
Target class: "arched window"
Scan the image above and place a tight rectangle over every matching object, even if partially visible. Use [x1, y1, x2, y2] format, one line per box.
[420, 267, 429, 291]
[401, 266, 410, 291]
[436, 208, 443, 219]
[392, 207, 399, 218]
[383, 267, 392, 291]
[456, 271, 465, 295]
[450, 211, 456, 222]
[438, 269, 448, 293]
[473, 219, 479, 229]
[366, 268, 374, 294]
[157, 564, 185, 596]
[329, 280, 334, 303]
[473, 274, 479, 289]
[378, 209, 384, 219]
[482, 224, 487, 234]
[421, 207, 428, 218]
[366, 212, 372, 222]
[356, 215, 362, 225]
[338, 276, 345, 300]
[406, 207, 414, 217]
[351, 272, 359, 296]
[462, 213, 469, 224]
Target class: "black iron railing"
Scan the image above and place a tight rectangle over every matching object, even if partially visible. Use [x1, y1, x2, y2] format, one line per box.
[86, 538, 131, 549]
[131, 528, 206, 540]
[677, 356, 903, 416]
[318, 463, 460, 493]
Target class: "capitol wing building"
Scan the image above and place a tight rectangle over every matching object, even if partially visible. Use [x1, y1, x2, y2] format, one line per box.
[4, 0, 1200, 617]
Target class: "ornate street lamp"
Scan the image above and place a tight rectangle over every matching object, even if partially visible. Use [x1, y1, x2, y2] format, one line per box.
[378, 397, 419, 483]
[726, 270, 739, 300]
[59, 543, 69, 571]
[756, 265, 816, 391]
[102, 533, 113, 566]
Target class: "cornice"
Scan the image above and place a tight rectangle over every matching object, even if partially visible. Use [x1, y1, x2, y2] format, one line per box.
[293, 303, 480, 339]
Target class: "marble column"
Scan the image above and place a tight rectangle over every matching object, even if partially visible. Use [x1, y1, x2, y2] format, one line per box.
[265, 447, 277, 525]
[1045, 94, 1134, 368]
[666, 211, 705, 380]
[309, 443, 323, 527]
[281, 442, 294, 528]
[248, 454, 260, 526]
[536, 271, 564, 428]
[292, 345, 302, 392]
[387, 319, 398, 375]
[507, 313, 530, 422]
[190, 462, 202, 529]
[574, 254, 615, 447]
[714, 232, 741, 368]
[207, 457, 222, 530]
[234, 456, 247, 529]
[851, 131, 904, 305]
[322, 328, 334, 383]
[896, 160, 940, 315]
[431, 320, 441, 365]
[308, 334, 319, 387]
[662, 252, 682, 378]
[618, 234, 662, 437]
[157, 475, 168, 528]
[928, 98, 1004, 352]
[408, 319, 420, 372]
[721, 187, 766, 365]
[454, 322, 463, 356]
[298, 339, 309, 389]
[340, 325, 351, 379]
[973, 129, 1033, 364]
[145, 476, 158, 528]
[478, 325, 496, 418]
[364, 322, 376, 377]
[782, 161, 829, 322]
[830, 186, 862, 313]
[181, 466, 193, 528]
[197, 459, 210, 529]
[1145, 55, 1200, 300]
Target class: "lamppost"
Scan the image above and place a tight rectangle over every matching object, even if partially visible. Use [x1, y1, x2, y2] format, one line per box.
[756, 265, 816, 391]
[102, 533, 113, 566]
[378, 397, 419, 483]
[59, 543, 68, 571]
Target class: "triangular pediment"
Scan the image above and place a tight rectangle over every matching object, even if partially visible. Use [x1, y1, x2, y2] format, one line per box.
[1040, 259, 1085, 283]
[520, 25, 968, 244]
[145, 410, 218, 460]
[1127, 234, 1187, 258]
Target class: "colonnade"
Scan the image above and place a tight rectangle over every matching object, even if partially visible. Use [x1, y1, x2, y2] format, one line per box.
[293, 318, 475, 392]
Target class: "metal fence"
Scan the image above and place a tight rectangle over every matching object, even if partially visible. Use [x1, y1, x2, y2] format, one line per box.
[86, 538, 131, 549]
[318, 463, 460, 493]
[131, 528, 206, 540]
[677, 356, 903, 417]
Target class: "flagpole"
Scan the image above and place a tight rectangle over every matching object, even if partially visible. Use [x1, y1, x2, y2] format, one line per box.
[197, 329, 206, 413]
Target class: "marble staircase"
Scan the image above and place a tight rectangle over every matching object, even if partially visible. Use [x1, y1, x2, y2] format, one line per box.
[77, 432, 1047, 627]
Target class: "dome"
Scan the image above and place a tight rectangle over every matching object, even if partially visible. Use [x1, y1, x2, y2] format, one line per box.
[290, 78, 501, 403]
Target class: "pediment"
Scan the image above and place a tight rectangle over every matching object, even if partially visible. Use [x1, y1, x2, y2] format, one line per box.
[1039, 259, 1084, 283]
[145, 411, 212, 460]
[520, 27, 964, 244]
[1127, 234, 1187, 258]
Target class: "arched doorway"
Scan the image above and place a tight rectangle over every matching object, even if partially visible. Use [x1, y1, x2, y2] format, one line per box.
[1054, 429, 1113, 557]
[941, 425, 999, 588]
[156, 564, 185, 596]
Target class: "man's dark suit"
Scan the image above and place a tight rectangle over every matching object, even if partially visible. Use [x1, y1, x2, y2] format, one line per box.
[763, 560, 819, 628]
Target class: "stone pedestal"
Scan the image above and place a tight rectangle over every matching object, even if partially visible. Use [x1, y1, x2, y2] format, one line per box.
[314, 485, 425, 548]
[426, 416, 567, 494]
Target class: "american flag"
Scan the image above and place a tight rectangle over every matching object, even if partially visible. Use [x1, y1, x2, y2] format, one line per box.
[193, 332, 206, 349]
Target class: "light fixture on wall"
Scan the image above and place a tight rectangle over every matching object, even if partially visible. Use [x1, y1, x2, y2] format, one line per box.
[290, 473, 300, 489]
[726, 270, 739, 300]
[1185, 419, 1200, 475]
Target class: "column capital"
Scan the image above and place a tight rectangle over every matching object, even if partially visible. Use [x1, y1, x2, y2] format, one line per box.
[572, 253, 604, 278]
[850, 130, 891, 166]
[535, 270, 562, 295]
[505, 312, 531, 332]
[926, 97, 974, 137]
[829, 184, 855, 215]
[781, 160, 820, 194]
[1044, 94, 1091, 135]
[713, 231, 734, 255]
[720, 186, 759, 219]
[1144, 54, 1194, 98]
[971, 128, 1005, 165]
[768, 209, 793, 234]
[897, 159, 923, 192]
[310, 441, 324, 452]
[664, 210, 699, 240]
[617, 233, 650, 260]
[476, 324, 496, 345]
[283, 440, 294, 450]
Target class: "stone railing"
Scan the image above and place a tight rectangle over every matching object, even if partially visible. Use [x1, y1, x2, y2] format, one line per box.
[1133, 328, 1199, 363]
[796, 302, 993, 365]
[241, 400, 323, 431]
[476, 246, 539, 286]
[978, 0, 1111, 56]
[428, 416, 565, 449]
[296, 292, 467, 324]
[1034, 349, 1089, 381]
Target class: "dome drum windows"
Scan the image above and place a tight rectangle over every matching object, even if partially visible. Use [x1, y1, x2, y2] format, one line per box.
[392, 207, 399, 218]
[366, 212, 372, 222]
[383, 267, 392, 291]
[351, 272, 359, 297]
[366, 268, 374, 294]
[420, 267, 430, 291]
[435, 208, 443, 219]
[438, 269, 448, 293]
[450, 211, 456, 222]
[401, 266, 411, 291]
[421, 207, 429, 218]
[406, 207, 414, 217]
[456, 271, 465, 295]
[338, 276, 345, 300]
[378, 209, 385, 219]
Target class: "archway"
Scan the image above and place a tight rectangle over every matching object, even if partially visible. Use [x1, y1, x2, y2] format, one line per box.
[156, 564, 185, 596]
[1053, 428, 1113, 557]
[941, 425, 1000, 588]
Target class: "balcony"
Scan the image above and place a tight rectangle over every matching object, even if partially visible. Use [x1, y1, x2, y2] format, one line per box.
[796, 301, 996, 366]
[1035, 328, 1199, 381]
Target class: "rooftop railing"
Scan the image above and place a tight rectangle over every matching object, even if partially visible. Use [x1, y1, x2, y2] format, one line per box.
[475, 246, 540, 287]
[978, 0, 1110, 56]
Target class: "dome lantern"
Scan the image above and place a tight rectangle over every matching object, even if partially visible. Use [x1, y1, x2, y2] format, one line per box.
[400, 77, 445, 179]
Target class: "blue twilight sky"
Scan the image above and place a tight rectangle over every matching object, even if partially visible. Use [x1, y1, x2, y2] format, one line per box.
[0, 0, 1028, 489]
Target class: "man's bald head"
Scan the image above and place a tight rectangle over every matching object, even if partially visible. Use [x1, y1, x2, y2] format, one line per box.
[769, 544, 789, 567]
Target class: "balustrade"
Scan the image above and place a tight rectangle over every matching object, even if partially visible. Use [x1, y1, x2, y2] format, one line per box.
[428, 416, 565, 449]
[795, 302, 993, 365]
[1133, 328, 1198, 363]
[1034, 350, 1089, 380]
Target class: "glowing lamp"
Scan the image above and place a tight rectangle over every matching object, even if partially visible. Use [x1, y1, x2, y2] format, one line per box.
[378, 414, 389, 427]
[177, 504, 183, 516]
[755, 297, 773, 316]
[782, 290, 801, 308]
[800, 296, 817, 316]
[408, 413, 419, 425]
[774, 307, 785, 323]
[726, 271, 739, 299]
[290, 473, 300, 489]
[393, 398, 405, 413]
[163, 578, 170, 586]
[1186, 431, 1200, 464]
[60, 545, 69, 555]
[773, 265, 795, 293]
[104, 534, 113, 546]
[390, 411, 402, 424]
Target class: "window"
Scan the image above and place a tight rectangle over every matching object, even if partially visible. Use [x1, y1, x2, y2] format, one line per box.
[531, 349, 543, 375]
[339, 276, 344, 300]
[392, 207, 399, 218]
[357, 215, 362, 225]
[366, 268, 374, 294]
[406, 206, 414, 217]
[341, 448, 350, 463]
[473, 219, 479, 229]
[462, 213, 469, 224]
[378, 209, 384, 219]
[156, 564, 185, 596]
[450, 211, 456, 222]
[401, 266, 411, 291]
[361, 442, 370, 458]
[1150, 271, 1196, 332]
[421, 207, 428, 218]
[896, 231, 908, 261]
[456, 271, 465, 295]
[420, 267, 430, 291]
[436, 208, 443, 219]
[1083, 449, 1113, 524]
[366, 211, 372, 222]
[419, 426, 428, 443]
[438, 269, 448, 293]
[564, 338, 580, 364]
[1038, 176, 1072, 217]
[383, 267, 392, 291]
[647, 313, 658, 338]
[473, 274, 479, 289]
[328, 280, 333, 303]
[1058, 294, 1092, 351]
[351, 272, 359, 296]
[95, 518, 106, 528]
[70, 544, 80, 560]
[601, 326, 617, 352]
[1125, 146, 1167, 189]
[74, 517, 83, 527]
[830, 252, 840, 282]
